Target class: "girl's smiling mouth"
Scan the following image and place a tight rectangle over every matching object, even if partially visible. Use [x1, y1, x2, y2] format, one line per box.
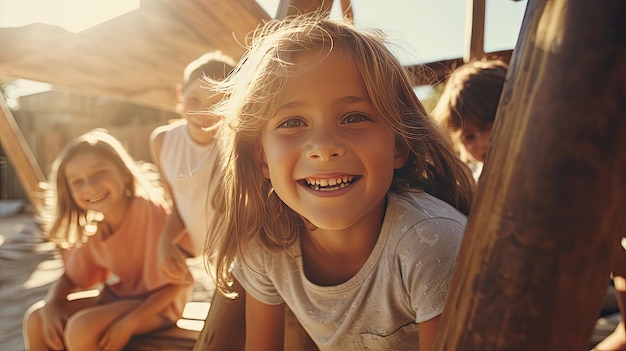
[87, 193, 109, 203]
[301, 175, 358, 192]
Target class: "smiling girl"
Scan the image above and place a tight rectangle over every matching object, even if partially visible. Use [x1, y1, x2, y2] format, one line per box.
[22, 129, 193, 351]
[208, 15, 475, 351]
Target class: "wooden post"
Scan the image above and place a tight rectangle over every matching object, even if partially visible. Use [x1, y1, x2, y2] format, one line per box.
[192, 281, 246, 351]
[0, 94, 45, 214]
[275, 0, 332, 19]
[464, 0, 485, 63]
[434, 0, 626, 350]
[192, 280, 318, 350]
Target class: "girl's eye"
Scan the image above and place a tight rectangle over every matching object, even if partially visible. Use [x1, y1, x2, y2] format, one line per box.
[342, 112, 371, 124]
[461, 133, 476, 142]
[277, 118, 306, 129]
[69, 180, 84, 189]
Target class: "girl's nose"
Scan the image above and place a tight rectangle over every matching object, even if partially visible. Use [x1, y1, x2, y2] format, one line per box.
[82, 179, 96, 192]
[305, 130, 346, 161]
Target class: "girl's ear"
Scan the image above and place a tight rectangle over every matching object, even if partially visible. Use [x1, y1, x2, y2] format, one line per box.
[394, 141, 410, 169]
[175, 83, 184, 103]
[124, 170, 133, 183]
[252, 143, 270, 179]
[123, 171, 133, 195]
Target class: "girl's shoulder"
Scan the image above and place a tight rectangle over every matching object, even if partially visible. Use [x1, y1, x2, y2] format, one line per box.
[129, 195, 168, 219]
[151, 119, 187, 140]
[385, 192, 466, 268]
[389, 191, 467, 225]
[111, 196, 168, 241]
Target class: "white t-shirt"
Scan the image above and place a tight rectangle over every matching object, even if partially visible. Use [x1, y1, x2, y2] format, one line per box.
[233, 191, 467, 351]
[159, 120, 220, 256]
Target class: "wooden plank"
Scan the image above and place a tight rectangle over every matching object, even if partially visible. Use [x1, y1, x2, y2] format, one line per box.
[405, 49, 513, 86]
[276, 0, 333, 19]
[125, 326, 199, 351]
[192, 281, 246, 351]
[434, 0, 626, 349]
[0, 94, 44, 214]
[0, 1, 271, 112]
[464, 0, 486, 63]
[192, 280, 318, 350]
[340, 0, 353, 21]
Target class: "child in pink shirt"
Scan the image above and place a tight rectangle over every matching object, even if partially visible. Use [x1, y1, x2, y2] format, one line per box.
[22, 129, 193, 351]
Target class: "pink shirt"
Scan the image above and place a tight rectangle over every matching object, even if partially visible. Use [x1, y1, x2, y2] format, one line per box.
[64, 196, 192, 321]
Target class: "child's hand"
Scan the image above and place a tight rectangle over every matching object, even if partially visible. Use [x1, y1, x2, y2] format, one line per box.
[40, 302, 67, 350]
[99, 318, 134, 351]
[159, 245, 194, 285]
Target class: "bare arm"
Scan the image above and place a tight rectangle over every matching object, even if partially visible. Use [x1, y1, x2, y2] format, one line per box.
[150, 127, 189, 262]
[45, 272, 78, 304]
[118, 284, 184, 332]
[418, 314, 441, 351]
[40, 273, 79, 349]
[245, 292, 285, 351]
[98, 283, 188, 350]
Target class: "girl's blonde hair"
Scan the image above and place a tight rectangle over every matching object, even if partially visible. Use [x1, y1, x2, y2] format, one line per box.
[40, 128, 167, 249]
[208, 14, 475, 297]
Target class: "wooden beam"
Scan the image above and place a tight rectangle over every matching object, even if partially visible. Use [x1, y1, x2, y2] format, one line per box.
[434, 0, 626, 349]
[192, 280, 318, 350]
[340, 0, 353, 22]
[0, 94, 45, 215]
[464, 0, 486, 63]
[405, 49, 513, 87]
[192, 281, 246, 351]
[276, 0, 333, 19]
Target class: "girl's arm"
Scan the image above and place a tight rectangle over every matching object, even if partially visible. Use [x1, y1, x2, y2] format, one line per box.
[98, 283, 186, 350]
[150, 128, 189, 262]
[418, 314, 441, 351]
[113, 284, 182, 332]
[245, 292, 285, 351]
[157, 204, 187, 259]
[40, 273, 79, 349]
[45, 272, 77, 304]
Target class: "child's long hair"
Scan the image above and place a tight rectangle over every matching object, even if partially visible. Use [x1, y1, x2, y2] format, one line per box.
[208, 14, 475, 297]
[40, 129, 167, 249]
[431, 59, 508, 162]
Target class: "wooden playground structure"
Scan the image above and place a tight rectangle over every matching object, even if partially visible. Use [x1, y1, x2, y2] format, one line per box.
[1, 0, 624, 350]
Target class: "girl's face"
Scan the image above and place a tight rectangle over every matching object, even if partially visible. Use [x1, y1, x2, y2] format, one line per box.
[64, 152, 131, 216]
[255, 48, 407, 231]
[460, 122, 492, 162]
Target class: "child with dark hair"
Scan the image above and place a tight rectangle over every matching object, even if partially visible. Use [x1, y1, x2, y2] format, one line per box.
[431, 59, 508, 180]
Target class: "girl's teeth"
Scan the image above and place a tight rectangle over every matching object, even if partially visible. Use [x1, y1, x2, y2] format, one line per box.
[89, 194, 106, 203]
[304, 176, 355, 191]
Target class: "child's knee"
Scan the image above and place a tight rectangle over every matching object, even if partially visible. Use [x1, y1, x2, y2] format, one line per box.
[64, 310, 96, 349]
[22, 301, 45, 337]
